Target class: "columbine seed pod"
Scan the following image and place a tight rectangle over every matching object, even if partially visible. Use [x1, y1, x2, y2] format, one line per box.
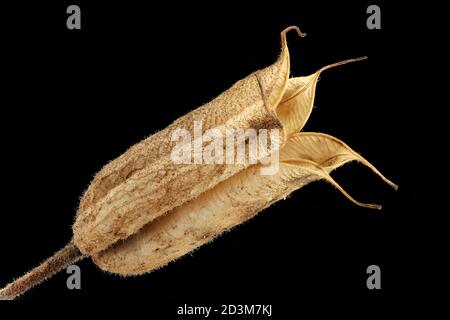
[92, 63, 398, 275]
[73, 26, 305, 256]
[93, 132, 396, 275]
[0, 26, 397, 300]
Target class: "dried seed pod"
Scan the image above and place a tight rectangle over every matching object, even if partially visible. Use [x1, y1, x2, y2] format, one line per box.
[73, 26, 305, 255]
[92, 64, 397, 274]
[93, 132, 396, 275]
[0, 26, 397, 300]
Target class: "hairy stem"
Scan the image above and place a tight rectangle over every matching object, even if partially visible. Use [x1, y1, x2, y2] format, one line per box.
[0, 241, 85, 300]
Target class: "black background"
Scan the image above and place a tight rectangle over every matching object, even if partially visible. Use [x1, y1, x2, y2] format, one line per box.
[0, 0, 447, 307]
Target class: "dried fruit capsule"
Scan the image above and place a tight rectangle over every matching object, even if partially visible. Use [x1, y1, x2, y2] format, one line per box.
[0, 26, 396, 300]
[93, 132, 396, 275]
[73, 26, 306, 255]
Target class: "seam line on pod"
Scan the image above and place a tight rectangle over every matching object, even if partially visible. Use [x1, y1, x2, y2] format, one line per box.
[255, 73, 268, 112]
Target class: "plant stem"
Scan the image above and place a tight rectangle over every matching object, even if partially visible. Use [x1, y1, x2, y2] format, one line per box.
[0, 241, 85, 300]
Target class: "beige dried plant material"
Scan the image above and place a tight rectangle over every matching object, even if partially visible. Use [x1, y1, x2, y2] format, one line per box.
[73, 26, 301, 256]
[0, 26, 396, 300]
[93, 132, 396, 275]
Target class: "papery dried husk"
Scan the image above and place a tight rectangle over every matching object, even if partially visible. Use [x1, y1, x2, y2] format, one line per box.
[93, 132, 396, 275]
[73, 26, 306, 255]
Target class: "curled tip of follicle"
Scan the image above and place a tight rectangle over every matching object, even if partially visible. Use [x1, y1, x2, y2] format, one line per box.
[281, 25, 307, 38]
[318, 56, 368, 74]
[280, 26, 307, 48]
[325, 175, 383, 210]
[352, 155, 398, 191]
[283, 159, 383, 210]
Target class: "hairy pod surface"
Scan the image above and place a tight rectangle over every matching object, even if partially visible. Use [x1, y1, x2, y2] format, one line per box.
[93, 95, 397, 275]
[73, 27, 306, 255]
[0, 26, 397, 300]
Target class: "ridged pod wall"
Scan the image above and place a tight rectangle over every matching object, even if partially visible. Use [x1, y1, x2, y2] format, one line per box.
[0, 26, 396, 300]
